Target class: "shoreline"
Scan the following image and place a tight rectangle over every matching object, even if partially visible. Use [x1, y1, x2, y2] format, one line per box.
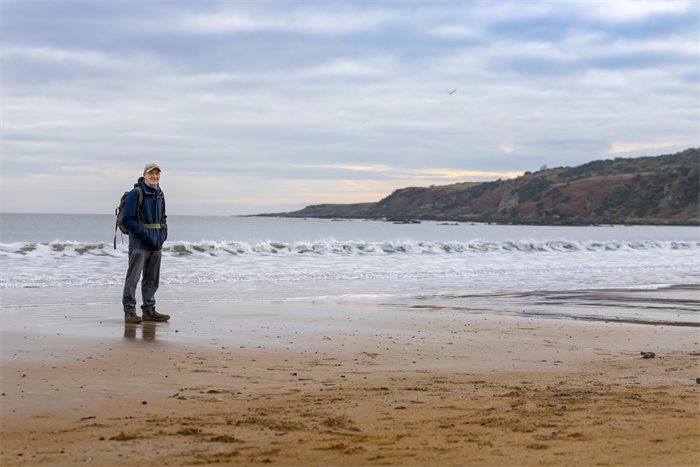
[253, 213, 700, 227]
[2, 288, 699, 466]
[2, 283, 698, 329]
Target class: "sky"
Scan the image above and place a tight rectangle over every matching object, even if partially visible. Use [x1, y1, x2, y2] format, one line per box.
[1, 0, 698, 215]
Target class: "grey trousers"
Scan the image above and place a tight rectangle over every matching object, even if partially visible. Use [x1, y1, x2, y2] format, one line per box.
[122, 248, 162, 313]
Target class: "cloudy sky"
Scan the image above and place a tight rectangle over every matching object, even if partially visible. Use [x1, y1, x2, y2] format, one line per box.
[1, 0, 698, 215]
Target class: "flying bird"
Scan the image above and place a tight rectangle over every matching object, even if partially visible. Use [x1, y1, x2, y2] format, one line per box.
[446, 89, 457, 95]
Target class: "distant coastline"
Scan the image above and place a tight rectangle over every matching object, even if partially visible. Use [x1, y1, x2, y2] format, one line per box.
[259, 148, 700, 226]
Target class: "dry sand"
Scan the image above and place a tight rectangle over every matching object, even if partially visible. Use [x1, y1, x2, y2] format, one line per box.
[1, 295, 699, 466]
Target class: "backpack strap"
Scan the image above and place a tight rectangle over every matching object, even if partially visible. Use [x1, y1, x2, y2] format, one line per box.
[134, 187, 146, 226]
[135, 187, 144, 224]
[114, 187, 145, 249]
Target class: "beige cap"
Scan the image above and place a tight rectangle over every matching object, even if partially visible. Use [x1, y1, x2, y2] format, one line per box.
[144, 162, 161, 173]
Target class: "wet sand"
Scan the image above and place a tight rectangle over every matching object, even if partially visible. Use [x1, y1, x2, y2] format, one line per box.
[1, 290, 699, 466]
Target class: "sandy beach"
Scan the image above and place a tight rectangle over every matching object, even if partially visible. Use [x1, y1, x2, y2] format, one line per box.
[1, 287, 699, 466]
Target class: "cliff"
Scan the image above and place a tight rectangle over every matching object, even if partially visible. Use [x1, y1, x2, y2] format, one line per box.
[264, 148, 699, 225]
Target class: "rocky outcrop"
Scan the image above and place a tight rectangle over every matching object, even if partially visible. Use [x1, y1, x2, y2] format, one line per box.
[262, 148, 699, 225]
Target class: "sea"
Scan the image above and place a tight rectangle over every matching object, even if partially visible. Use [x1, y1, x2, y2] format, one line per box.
[1, 213, 699, 325]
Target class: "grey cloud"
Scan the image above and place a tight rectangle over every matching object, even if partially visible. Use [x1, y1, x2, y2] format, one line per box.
[1, 0, 698, 214]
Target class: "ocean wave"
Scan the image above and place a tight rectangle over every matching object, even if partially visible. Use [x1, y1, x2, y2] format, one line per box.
[1, 238, 698, 258]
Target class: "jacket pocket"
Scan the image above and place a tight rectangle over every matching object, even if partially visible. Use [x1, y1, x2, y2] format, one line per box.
[156, 228, 167, 250]
[142, 229, 158, 250]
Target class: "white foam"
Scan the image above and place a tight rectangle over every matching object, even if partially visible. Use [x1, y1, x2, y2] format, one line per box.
[1, 238, 699, 292]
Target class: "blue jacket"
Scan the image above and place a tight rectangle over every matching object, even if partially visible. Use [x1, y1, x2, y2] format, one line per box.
[123, 177, 167, 250]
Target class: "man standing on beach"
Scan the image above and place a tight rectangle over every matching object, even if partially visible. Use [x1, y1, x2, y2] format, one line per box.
[122, 163, 170, 324]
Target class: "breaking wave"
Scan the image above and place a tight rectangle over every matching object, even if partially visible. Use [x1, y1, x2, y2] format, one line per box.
[1, 239, 698, 258]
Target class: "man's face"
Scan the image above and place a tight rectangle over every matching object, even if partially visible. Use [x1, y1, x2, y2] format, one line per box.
[144, 169, 161, 188]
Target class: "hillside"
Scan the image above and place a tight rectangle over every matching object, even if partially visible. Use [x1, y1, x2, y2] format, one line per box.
[264, 148, 699, 225]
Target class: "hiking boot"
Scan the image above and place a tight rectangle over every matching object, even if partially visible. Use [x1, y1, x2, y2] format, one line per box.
[125, 313, 143, 324]
[142, 306, 170, 322]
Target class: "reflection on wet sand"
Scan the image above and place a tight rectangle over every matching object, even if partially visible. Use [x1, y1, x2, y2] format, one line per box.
[403, 285, 700, 327]
[124, 322, 157, 340]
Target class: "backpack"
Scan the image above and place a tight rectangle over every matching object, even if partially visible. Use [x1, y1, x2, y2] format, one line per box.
[114, 187, 143, 249]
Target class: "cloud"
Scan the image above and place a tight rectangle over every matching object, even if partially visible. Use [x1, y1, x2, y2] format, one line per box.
[578, 0, 692, 22]
[414, 168, 522, 180]
[1, 45, 129, 70]
[608, 141, 695, 155]
[1, 1, 698, 214]
[427, 24, 482, 40]
[298, 163, 393, 173]
[303, 57, 395, 79]
[296, 163, 522, 182]
[145, 6, 395, 35]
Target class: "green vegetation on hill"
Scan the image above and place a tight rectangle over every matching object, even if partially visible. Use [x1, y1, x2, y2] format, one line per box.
[265, 148, 699, 225]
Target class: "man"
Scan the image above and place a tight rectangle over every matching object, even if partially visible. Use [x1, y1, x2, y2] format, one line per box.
[122, 162, 170, 324]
